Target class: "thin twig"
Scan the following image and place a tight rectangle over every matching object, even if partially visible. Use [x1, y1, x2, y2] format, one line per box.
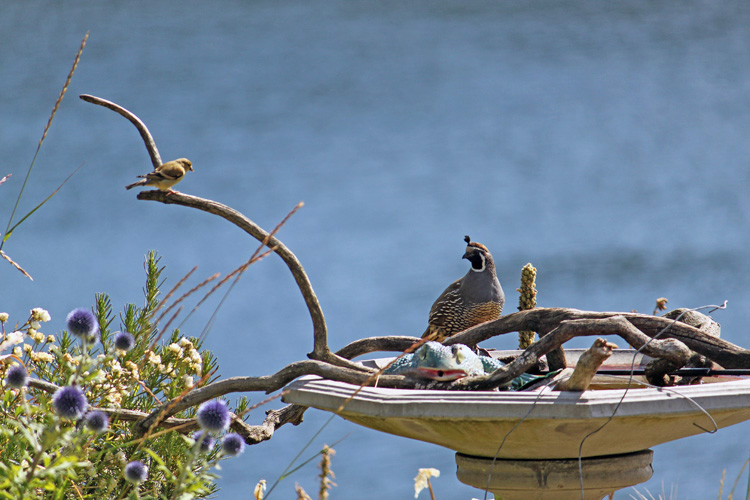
[2, 32, 88, 256]
[152, 266, 199, 326]
[178, 248, 274, 331]
[136, 190, 353, 368]
[197, 201, 300, 343]
[1, 250, 33, 280]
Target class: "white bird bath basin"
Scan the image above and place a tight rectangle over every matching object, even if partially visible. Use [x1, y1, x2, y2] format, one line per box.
[283, 349, 750, 499]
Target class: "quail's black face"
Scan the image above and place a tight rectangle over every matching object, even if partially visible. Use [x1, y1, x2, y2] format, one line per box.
[463, 246, 486, 271]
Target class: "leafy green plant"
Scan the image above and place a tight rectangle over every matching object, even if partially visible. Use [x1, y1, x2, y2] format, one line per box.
[0, 252, 246, 500]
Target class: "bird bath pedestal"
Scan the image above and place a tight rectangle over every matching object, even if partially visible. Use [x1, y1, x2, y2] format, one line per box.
[284, 350, 750, 498]
[455, 450, 653, 500]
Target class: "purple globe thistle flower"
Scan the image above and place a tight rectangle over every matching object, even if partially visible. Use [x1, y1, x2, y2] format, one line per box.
[196, 399, 230, 433]
[83, 410, 109, 432]
[5, 364, 29, 389]
[123, 460, 148, 484]
[66, 308, 99, 341]
[114, 331, 135, 351]
[221, 433, 245, 457]
[193, 430, 216, 453]
[52, 385, 88, 419]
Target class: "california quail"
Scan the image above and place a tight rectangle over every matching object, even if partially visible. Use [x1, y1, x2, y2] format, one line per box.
[422, 236, 505, 342]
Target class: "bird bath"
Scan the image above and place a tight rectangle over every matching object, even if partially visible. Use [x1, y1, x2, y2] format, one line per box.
[283, 349, 750, 499]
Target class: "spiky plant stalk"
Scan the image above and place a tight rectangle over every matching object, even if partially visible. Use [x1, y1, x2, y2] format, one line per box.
[517, 263, 538, 349]
[295, 483, 312, 500]
[318, 445, 336, 500]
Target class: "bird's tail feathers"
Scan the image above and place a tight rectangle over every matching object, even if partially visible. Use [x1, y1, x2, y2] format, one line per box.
[125, 180, 147, 190]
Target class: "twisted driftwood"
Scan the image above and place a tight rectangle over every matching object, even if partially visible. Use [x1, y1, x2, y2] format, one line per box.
[554, 338, 618, 391]
[81, 93, 749, 448]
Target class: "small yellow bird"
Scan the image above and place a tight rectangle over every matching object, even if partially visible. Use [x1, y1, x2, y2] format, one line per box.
[125, 158, 193, 192]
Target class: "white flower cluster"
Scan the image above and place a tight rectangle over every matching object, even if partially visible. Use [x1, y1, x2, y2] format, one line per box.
[0, 308, 55, 382]
[0, 330, 24, 353]
[89, 357, 142, 407]
[30, 307, 51, 330]
[143, 337, 203, 390]
[178, 338, 203, 376]
[2, 309, 55, 361]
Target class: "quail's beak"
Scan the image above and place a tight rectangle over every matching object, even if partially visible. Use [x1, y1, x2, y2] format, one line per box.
[462, 250, 471, 260]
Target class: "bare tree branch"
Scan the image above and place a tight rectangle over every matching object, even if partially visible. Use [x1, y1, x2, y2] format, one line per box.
[134, 359, 411, 435]
[27, 379, 200, 431]
[446, 307, 750, 368]
[335, 336, 421, 359]
[555, 338, 616, 391]
[27, 378, 59, 393]
[232, 404, 307, 445]
[452, 315, 706, 390]
[79, 94, 162, 168]
[135, 190, 365, 371]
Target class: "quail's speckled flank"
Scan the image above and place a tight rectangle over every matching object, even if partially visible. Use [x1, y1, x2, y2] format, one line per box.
[422, 236, 505, 342]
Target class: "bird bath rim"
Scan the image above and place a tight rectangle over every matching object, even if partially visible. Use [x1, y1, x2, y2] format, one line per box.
[282, 349, 750, 459]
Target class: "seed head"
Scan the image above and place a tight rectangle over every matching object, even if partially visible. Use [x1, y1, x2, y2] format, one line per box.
[193, 430, 216, 453]
[52, 385, 88, 419]
[66, 308, 99, 341]
[196, 399, 230, 432]
[114, 331, 135, 351]
[123, 460, 148, 484]
[221, 433, 246, 456]
[83, 410, 109, 432]
[5, 364, 28, 389]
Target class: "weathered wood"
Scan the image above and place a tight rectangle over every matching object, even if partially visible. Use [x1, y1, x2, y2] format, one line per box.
[454, 315, 698, 390]
[664, 308, 721, 338]
[447, 308, 750, 369]
[134, 360, 411, 434]
[555, 338, 617, 391]
[232, 404, 307, 445]
[335, 336, 421, 359]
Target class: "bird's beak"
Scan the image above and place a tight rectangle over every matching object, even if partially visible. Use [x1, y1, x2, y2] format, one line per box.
[462, 251, 470, 260]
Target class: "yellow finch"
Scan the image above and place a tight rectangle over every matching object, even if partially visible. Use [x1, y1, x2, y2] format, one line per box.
[125, 158, 193, 192]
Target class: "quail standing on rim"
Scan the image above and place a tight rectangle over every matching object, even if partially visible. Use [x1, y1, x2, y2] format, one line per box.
[422, 236, 505, 342]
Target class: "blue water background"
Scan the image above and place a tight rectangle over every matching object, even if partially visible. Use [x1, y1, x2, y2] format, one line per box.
[2, 1, 750, 498]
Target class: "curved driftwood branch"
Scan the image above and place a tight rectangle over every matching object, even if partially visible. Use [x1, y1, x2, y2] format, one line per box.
[335, 336, 421, 359]
[27, 379, 202, 432]
[454, 315, 707, 390]
[135, 190, 363, 370]
[135, 359, 410, 435]
[447, 307, 750, 369]
[79, 94, 162, 169]
[555, 338, 617, 391]
[130, 309, 743, 443]
[233, 404, 307, 445]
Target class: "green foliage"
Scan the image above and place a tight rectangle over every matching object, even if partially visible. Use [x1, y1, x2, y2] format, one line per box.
[0, 253, 232, 500]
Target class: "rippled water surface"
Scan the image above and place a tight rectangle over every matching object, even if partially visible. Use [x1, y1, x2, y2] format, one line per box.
[2, 1, 750, 498]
